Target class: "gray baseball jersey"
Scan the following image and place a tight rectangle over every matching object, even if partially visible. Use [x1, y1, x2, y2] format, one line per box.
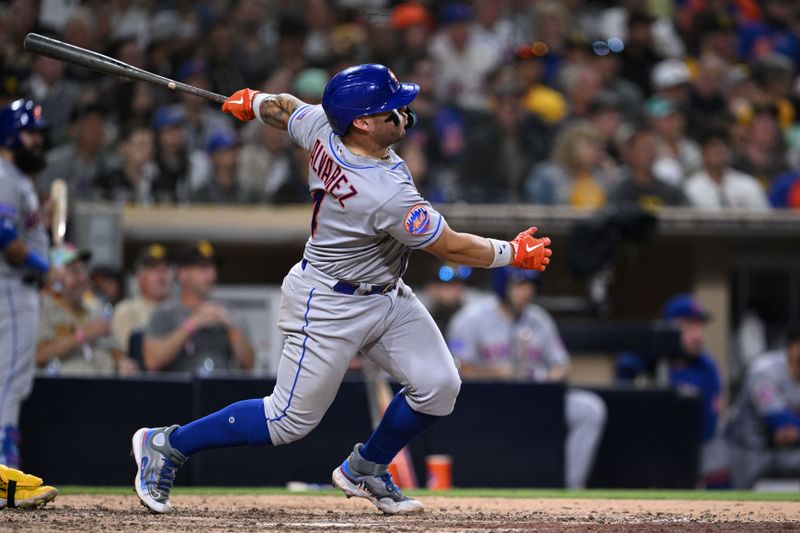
[447, 297, 569, 381]
[260, 104, 460, 446]
[289, 105, 445, 285]
[0, 157, 47, 440]
[446, 297, 606, 489]
[727, 350, 800, 449]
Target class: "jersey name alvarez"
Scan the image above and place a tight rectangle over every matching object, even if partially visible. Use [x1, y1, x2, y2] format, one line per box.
[308, 138, 358, 207]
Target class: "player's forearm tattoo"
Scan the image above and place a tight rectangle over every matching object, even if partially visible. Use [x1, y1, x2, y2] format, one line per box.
[258, 94, 303, 130]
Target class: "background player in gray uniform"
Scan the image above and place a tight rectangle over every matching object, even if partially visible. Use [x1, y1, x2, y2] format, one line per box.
[725, 326, 800, 488]
[0, 100, 49, 467]
[131, 64, 552, 515]
[448, 267, 606, 489]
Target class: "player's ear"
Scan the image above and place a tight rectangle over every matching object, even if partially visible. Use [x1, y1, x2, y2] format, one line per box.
[350, 116, 368, 133]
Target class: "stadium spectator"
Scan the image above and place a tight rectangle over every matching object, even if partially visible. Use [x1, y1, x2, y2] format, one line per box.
[151, 106, 192, 203]
[37, 100, 112, 201]
[618, 11, 664, 96]
[769, 169, 800, 208]
[458, 73, 549, 202]
[21, 55, 80, 147]
[645, 96, 702, 187]
[725, 325, 800, 489]
[35, 244, 136, 376]
[590, 45, 645, 124]
[389, 2, 434, 79]
[112, 243, 172, 357]
[168, 60, 234, 154]
[616, 294, 729, 488]
[524, 121, 616, 208]
[686, 53, 729, 138]
[608, 127, 687, 209]
[191, 129, 259, 204]
[429, 2, 504, 111]
[650, 58, 692, 107]
[142, 241, 254, 373]
[737, 0, 800, 69]
[731, 104, 789, 187]
[513, 42, 568, 126]
[448, 267, 607, 489]
[95, 121, 158, 205]
[684, 126, 770, 210]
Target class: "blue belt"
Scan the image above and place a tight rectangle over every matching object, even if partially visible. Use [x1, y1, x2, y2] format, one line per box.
[301, 259, 396, 296]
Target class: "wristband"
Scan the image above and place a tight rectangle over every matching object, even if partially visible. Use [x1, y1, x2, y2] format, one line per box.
[252, 92, 271, 123]
[487, 238, 513, 268]
[74, 328, 86, 344]
[181, 318, 196, 335]
[23, 249, 50, 274]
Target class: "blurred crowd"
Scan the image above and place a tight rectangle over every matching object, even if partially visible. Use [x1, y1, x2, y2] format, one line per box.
[1, 0, 800, 209]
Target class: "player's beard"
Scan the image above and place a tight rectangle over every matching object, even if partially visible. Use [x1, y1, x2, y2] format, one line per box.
[14, 144, 47, 174]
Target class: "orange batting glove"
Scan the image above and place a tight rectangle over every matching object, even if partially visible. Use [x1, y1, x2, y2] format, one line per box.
[510, 227, 552, 272]
[222, 88, 260, 121]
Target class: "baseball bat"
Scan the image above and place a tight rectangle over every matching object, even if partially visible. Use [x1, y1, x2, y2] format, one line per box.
[50, 179, 67, 251]
[23, 33, 227, 104]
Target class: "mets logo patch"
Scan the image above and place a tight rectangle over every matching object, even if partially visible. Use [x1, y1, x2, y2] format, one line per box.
[404, 204, 431, 235]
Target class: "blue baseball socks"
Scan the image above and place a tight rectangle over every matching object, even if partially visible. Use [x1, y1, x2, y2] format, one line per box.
[359, 391, 439, 465]
[168, 399, 271, 456]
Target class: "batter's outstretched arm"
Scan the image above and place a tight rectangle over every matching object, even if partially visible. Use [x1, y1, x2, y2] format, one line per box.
[424, 222, 552, 272]
[424, 222, 495, 267]
[221, 88, 305, 130]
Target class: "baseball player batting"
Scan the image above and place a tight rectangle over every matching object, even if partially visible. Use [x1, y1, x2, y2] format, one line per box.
[0, 100, 50, 469]
[131, 64, 552, 515]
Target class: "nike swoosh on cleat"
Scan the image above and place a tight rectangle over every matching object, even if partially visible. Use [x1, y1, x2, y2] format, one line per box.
[525, 242, 543, 253]
[228, 97, 244, 105]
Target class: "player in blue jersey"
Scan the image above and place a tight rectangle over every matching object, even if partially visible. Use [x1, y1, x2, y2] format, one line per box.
[131, 64, 552, 514]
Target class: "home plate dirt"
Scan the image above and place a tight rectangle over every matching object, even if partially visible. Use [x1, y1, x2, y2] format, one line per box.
[2, 494, 799, 532]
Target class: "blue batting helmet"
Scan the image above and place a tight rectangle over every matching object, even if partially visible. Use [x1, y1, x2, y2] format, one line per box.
[491, 267, 541, 299]
[322, 64, 419, 135]
[0, 99, 48, 149]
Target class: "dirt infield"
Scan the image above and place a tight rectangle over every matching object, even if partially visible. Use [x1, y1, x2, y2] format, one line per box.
[2, 494, 800, 532]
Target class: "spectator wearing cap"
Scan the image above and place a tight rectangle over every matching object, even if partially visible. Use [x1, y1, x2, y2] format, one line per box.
[429, 2, 504, 111]
[650, 58, 692, 106]
[608, 127, 687, 209]
[152, 106, 191, 203]
[112, 243, 173, 355]
[143, 241, 254, 373]
[684, 126, 769, 210]
[725, 325, 800, 489]
[37, 101, 113, 201]
[645, 96, 702, 188]
[390, 2, 434, 79]
[95, 121, 158, 205]
[191, 129, 259, 204]
[36, 243, 136, 376]
[513, 42, 568, 126]
[616, 294, 728, 488]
